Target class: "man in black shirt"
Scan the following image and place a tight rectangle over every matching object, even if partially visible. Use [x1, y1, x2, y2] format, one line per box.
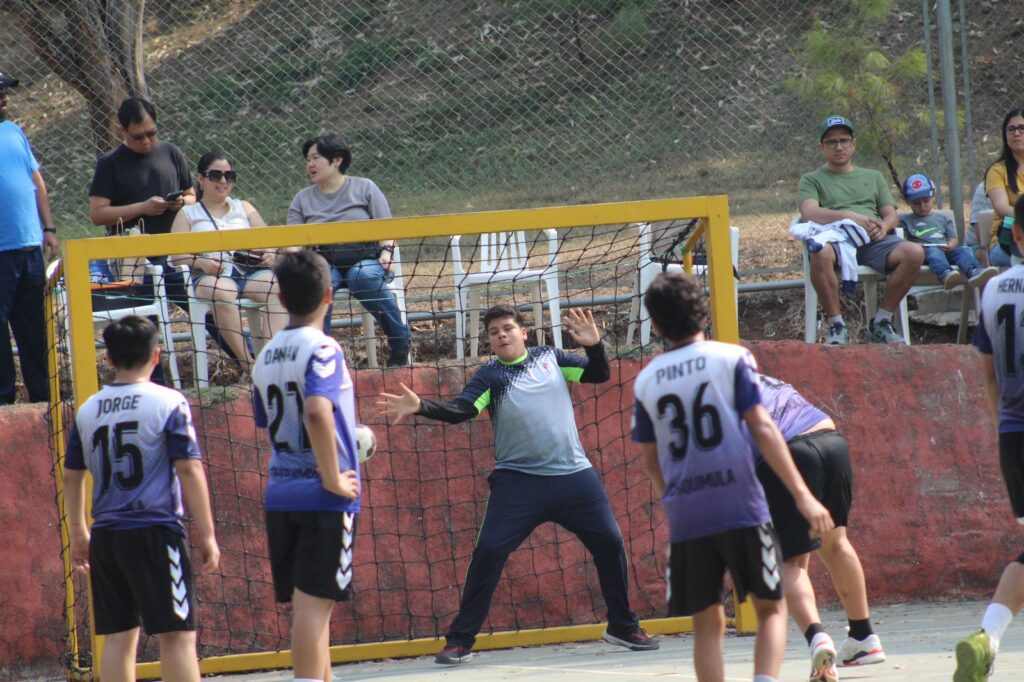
[88, 98, 194, 235]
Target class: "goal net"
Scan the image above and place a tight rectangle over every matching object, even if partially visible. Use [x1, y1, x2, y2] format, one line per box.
[45, 197, 740, 679]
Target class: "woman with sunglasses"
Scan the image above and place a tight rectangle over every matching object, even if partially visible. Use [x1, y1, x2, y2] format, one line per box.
[171, 152, 283, 371]
[985, 108, 1024, 266]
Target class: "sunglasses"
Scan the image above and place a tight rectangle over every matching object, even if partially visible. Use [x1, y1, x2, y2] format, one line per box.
[202, 170, 237, 183]
[128, 129, 158, 142]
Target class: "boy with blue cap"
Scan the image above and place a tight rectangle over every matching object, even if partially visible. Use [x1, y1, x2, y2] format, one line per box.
[898, 173, 998, 290]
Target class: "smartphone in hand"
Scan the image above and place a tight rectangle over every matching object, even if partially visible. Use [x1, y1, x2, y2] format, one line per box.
[165, 190, 184, 202]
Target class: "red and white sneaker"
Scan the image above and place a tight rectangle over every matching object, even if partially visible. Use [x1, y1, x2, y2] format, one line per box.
[837, 634, 886, 667]
[435, 643, 474, 665]
[809, 632, 839, 682]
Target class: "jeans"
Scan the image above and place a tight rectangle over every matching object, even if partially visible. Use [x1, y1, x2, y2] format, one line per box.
[325, 259, 411, 358]
[922, 245, 982, 279]
[990, 244, 1013, 268]
[0, 248, 49, 403]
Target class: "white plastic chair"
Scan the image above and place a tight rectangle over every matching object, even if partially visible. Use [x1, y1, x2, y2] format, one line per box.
[626, 221, 739, 347]
[52, 259, 182, 388]
[181, 264, 265, 389]
[329, 244, 410, 369]
[449, 230, 561, 359]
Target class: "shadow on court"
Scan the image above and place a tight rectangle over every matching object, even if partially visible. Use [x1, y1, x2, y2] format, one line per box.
[210, 601, 1022, 681]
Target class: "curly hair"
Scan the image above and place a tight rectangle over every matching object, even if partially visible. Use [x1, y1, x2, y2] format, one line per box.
[643, 271, 708, 342]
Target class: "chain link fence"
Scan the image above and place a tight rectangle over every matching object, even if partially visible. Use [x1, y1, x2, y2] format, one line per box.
[0, 0, 1012, 274]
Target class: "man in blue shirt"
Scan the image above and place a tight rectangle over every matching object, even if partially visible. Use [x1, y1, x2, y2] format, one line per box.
[0, 71, 58, 404]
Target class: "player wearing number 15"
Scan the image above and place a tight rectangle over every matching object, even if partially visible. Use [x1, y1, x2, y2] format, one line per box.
[251, 249, 360, 682]
[62, 316, 219, 682]
[954, 197, 1024, 682]
[632, 272, 833, 682]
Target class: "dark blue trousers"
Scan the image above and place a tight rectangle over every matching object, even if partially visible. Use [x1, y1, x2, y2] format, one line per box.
[0, 248, 49, 403]
[446, 467, 638, 647]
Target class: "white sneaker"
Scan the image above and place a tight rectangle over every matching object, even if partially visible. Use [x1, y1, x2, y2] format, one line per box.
[809, 632, 839, 682]
[837, 633, 886, 667]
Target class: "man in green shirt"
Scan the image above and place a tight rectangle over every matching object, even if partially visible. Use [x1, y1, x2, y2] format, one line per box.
[798, 116, 924, 345]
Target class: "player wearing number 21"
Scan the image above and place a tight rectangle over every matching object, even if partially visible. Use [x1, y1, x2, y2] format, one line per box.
[63, 316, 219, 682]
[251, 249, 360, 682]
[379, 304, 658, 665]
[632, 272, 833, 682]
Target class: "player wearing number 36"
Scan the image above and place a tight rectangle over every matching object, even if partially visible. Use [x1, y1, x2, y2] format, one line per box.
[251, 249, 361, 682]
[378, 304, 658, 665]
[632, 272, 833, 682]
[63, 316, 219, 682]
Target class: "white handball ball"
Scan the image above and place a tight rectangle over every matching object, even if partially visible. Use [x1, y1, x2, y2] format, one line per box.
[355, 424, 377, 463]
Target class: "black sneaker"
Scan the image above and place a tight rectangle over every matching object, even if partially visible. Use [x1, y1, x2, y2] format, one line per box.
[435, 643, 473, 665]
[385, 348, 411, 368]
[602, 628, 660, 651]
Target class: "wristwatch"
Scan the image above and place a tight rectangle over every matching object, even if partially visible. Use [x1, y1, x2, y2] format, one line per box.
[43, 227, 57, 234]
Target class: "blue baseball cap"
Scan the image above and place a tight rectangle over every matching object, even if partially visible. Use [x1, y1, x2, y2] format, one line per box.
[903, 173, 935, 202]
[818, 116, 854, 141]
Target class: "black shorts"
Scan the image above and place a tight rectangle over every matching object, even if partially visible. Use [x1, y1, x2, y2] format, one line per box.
[757, 429, 853, 560]
[666, 522, 783, 617]
[266, 510, 357, 603]
[1000, 431, 1024, 522]
[90, 525, 196, 636]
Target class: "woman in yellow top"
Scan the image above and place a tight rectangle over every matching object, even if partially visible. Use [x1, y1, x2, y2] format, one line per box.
[984, 108, 1024, 265]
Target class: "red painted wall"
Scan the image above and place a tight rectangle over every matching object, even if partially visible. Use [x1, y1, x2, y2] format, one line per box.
[1, 342, 1013, 678]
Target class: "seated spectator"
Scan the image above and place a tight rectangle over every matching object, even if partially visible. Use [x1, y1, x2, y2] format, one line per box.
[287, 132, 411, 367]
[898, 173, 997, 290]
[985, 107, 1024, 266]
[170, 152, 284, 371]
[798, 116, 924, 345]
[968, 180, 993, 265]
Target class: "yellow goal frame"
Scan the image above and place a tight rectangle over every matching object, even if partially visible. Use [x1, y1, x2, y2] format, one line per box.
[52, 196, 745, 680]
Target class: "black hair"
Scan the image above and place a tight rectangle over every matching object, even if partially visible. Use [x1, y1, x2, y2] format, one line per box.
[301, 132, 352, 173]
[116, 97, 157, 128]
[273, 249, 331, 315]
[994, 107, 1024, 195]
[643, 271, 708, 342]
[195, 151, 233, 200]
[483, 304, 526, 330]
[102, 315, 158, 369]
[1014, 194, 1024, 227]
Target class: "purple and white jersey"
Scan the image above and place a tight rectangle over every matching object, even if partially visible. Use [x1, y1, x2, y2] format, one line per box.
[65, 382, 201, 532]
[757, 374, 829, 441]
[974, 264, 1024, 433]
[252, 325, 361, 513]
[632, 340, 770, 542]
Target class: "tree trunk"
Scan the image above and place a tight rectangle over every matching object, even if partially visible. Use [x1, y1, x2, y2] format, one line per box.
[1, 0, 148, 155]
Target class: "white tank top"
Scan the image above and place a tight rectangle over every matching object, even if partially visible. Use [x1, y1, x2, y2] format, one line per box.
[181, 198, 251, 276]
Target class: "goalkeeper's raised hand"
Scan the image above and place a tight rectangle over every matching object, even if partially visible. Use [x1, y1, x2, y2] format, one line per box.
[378, 382, 422, 424]
[563, 308, 601, 347]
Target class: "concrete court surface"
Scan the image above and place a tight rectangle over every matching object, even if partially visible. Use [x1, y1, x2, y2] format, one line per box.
[208, 601, 1024, 681]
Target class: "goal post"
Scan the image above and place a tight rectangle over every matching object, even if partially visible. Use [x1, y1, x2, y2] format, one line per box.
[48, 196, 745, 680]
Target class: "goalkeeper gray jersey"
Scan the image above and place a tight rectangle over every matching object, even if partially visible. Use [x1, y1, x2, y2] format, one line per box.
[419, 345, 611, 475]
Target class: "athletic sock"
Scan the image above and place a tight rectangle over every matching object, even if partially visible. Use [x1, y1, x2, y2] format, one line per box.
[828, 315, 844, 327]
[804, 622, 826, 645]
[873, 309, 893, 325]
[294, 678, 322, 682]
[980, 602, 1014, 653]
[848, 618, 874, 641]
[753, 676, 778, 682]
